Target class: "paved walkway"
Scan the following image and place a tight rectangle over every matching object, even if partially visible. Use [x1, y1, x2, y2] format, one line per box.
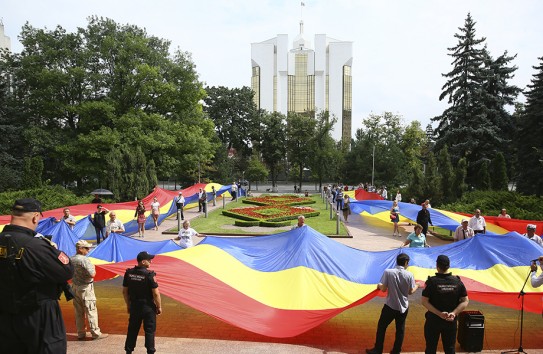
[65, 197, 542, 353]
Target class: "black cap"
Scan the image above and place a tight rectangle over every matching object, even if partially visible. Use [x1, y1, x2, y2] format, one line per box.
[437, 255, 450, 268]
[12, 198, 43, 215]
[137, 251, 155, 262]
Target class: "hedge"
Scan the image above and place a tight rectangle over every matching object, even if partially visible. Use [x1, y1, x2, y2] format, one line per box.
[234, 220, 261, 227]
[259, 220, 292, 227]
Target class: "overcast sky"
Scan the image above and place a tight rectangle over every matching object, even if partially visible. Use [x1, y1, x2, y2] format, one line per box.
[3, 0, 543, 134]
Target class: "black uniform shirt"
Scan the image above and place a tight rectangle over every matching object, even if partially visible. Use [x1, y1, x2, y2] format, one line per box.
[422, 272, 467, 313]
[0, 224, 74, 313]
[417, 209, 432, 226]
[93, 211, 107, 228]
[123, 266, 159, 304]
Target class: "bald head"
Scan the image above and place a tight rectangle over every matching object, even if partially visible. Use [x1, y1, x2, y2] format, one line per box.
[11, 211, 41, 231]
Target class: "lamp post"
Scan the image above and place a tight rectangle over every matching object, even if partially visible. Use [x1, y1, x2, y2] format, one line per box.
[371, 145, 375, 189]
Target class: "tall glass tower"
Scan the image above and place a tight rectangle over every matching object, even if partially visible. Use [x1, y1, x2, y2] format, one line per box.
[251, 21, 353, 146]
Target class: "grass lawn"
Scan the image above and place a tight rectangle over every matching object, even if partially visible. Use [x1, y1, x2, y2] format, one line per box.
[176, 194, 349, 236]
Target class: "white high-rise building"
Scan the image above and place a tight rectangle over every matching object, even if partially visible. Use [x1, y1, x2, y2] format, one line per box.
[251, 21, 353, 145]
[0, 20, 11, 53]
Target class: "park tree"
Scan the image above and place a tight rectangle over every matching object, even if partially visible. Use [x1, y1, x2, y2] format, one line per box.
[477, 161, 491, 190]
[516, 57, 543, 196]
[400, 121, 427, 171]
[3, 17, 214, 193]
[203, 86, 259, 158]
[286, 113, 317, 191]
[406, 167, 424, 203]
[245, 153, 269, 190]
[344, 112, 405, 186]
[481, 49, 521, 162]
[432, 14, 517, 184]
[309, 111, 339, 191]
[437, 146, 455, 203]
[0, 55, 24, 191]
[453, 157, 468, 199]
[21, 157, 44, 189]
[489, 152, 508, 191]
[423, 153, 442, 205]
[260, 112, 287, 190]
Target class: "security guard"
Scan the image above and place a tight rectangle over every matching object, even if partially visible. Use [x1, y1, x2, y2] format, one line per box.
[123, 251, 162, 354]
[0, 198, 74, 354]
[422, 255, 469, 354]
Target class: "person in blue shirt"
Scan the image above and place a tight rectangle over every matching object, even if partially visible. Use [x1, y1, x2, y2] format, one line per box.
[402, 224, 429, 248]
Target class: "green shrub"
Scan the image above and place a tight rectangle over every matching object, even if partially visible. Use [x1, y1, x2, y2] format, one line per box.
[259, 220, 292, 227]
[234, 220, 261, 227]
[268, 211, 320, 222]
[440, 190, 543, 220]
[0, 185, 112, 215]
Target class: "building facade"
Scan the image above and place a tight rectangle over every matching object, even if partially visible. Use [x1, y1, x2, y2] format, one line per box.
[0, 20, 11, 53]
[251, 21, 352, 145]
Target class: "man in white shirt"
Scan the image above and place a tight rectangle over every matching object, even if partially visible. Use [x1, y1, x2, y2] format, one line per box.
[381, 187, 388, 200]
[497, 208, 511, 218]
[524, 224, 543, 246]
[106, 212, 125, 237]
[468, 209, 486, 234]
[453, 219, 475, 242]
[172, 220, 203, 248]
[57, 208, 76, 230]
[291, 215, 307, 230]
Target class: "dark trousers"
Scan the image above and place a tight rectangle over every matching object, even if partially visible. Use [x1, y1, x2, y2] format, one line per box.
[0, 299, 67, 354]
[421, 223, 429, 236]
[95, 227, 106, 244]
[373, 304, 408, 354]
[336, 199, 343, 211]
[424, 312, 457, 354]
[125, 303, 156, 354]
[176, 206, 184, 220]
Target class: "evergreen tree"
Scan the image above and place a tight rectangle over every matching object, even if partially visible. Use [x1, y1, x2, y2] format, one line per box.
[516, 57, 543, 196]
[407, 167, 424, 203]
[437, 146, 454, 203]
[489, 152, 508, 191]
[477, 161, 491, 190]
[147, 160, 158, 189]
[453, 157, 468, 199]
[424, 154, 442, 204]
[432, 13, 502, 185]
[21, 157, 43, 189]
[481, 49, 521, 162]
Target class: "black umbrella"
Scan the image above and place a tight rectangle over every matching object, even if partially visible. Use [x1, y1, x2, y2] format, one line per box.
[90, 188, 114, 196]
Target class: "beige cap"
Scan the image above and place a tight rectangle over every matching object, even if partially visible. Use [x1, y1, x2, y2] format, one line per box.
[75, 240, 94, 248]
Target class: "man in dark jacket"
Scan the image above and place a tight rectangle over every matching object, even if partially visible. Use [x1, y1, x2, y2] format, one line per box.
[0, 198, 74, 354]
[416, 203, 433, 236]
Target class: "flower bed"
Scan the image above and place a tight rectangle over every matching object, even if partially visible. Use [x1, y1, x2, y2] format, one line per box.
[242, 194, 315, 206]
[223, 204, 319, 224]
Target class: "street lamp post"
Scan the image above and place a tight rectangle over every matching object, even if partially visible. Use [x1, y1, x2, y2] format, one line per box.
[371, 145, 375, 189]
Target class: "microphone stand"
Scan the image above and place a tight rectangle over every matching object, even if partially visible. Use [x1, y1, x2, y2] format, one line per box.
[501, 267, 532, 354]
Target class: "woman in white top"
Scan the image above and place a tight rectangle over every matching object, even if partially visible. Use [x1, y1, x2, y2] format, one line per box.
[150, 197, 160, 231]
[172, 220, 203, 248]
[395, 190, 402, 203]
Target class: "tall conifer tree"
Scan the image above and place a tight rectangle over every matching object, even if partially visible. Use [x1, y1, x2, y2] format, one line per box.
[433, 13, 507, 186]
[516, 57, 543, 196]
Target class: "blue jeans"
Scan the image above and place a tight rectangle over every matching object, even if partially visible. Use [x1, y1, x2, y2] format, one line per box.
[95, 227, 106, 244]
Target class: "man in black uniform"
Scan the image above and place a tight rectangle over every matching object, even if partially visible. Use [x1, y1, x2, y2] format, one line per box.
[422, 255, 469, 354]
[416, 203, 433, 236]
[0, 198, 74, 354]
[123, 251, 162, 354]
